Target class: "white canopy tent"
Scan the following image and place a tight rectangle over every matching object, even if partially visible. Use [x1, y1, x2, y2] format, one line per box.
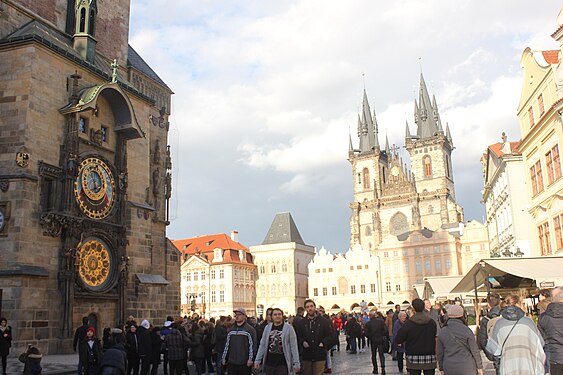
[423, 275, 464, 301]
[451, 256, 563, 294]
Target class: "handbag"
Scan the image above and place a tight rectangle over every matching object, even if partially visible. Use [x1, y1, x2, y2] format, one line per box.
[382, 337, 390, 353]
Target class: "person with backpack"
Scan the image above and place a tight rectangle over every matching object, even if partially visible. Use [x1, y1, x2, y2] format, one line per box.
[437, 305, 483, 375]
[539, 286, 563, 375]
[486, 294, 545, 375]
[19, 346, 42, 375]
[478, 292, 501, 374]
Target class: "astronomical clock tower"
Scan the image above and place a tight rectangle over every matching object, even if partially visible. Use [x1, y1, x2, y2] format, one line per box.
[0, 0, 180, 354]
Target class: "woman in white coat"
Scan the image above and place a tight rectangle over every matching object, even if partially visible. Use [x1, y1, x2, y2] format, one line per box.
[254, 308, 301, 375]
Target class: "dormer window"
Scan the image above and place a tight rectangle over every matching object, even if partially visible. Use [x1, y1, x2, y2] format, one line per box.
[238, 250, 245, 263]
[213, 248, 223, 262]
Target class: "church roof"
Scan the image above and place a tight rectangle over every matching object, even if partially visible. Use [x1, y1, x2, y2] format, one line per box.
[127, 46, 169, 89]
[542, 50, 560, 65]
[262, 212, 306, 245]
[488, 141, 521, 157]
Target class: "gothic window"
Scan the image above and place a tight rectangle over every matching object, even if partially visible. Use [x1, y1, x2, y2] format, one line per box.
[281, 263, 288, 272]
[362, 168, 370, 189]
[423, 155, 432, 177]
[271, 284, 276, 296]
[88, 8, 96, 35]
[79, 8, 86, 32]
[389, 212, 409, 236]
[365, 226, 372, 236]
[445, 155, 451, 178]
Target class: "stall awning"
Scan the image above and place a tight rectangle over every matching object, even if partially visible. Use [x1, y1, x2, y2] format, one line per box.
[412, 284, 425, 299]
[424, 275, 463, 300]
[451, 257, 563, 293]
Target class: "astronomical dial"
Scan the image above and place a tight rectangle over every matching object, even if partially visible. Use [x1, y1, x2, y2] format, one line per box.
[78, 238, 113, 291]
[74, 157, 116, 219]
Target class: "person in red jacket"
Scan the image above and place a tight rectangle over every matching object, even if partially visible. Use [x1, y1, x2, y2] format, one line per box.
[332, 314, 342, 352]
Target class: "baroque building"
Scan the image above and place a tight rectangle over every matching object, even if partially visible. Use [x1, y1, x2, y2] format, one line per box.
[173, 232, 257, 318]
[0, 0, 179, 354]
[347, 74, 487, 304]
[481, 135, 534, 257]
[516, 8, 563, 256]
[250, 212, 314, 316]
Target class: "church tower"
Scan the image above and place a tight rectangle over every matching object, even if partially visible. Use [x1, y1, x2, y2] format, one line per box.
[348, 90, 389, 249]
[405, 73, 463, 226]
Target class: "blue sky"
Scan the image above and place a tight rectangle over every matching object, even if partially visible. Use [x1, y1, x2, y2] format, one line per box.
[129, 1, 561, 252]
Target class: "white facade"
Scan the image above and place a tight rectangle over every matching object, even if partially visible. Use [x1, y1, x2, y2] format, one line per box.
[482, 140, 535, 257]
[307, 245, 380, 312]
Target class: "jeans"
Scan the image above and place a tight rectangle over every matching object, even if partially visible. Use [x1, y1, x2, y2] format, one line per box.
[396, 352, 404, 372]
[370, 343, 385, 371]
[349, 335, 357, 353]
[408, 370, 435, 375]
[216, 356, 224, 375]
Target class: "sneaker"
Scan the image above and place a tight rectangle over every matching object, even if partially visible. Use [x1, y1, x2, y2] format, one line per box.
[372, 370, 378, 374]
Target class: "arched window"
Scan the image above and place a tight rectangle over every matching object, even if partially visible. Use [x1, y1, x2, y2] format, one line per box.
[271, 263, 276, 273]
[389, 212, 409, 236]
[423, 156, 432, 177]
[362, 168, 370, 189]
[271, 284, 276, 296]
[445, 155, 451, 177]
[365, 226, 372, 236]
[88, 8, 96, 35]
[79, 8, 86, 33]
[282, 263, 288, 272]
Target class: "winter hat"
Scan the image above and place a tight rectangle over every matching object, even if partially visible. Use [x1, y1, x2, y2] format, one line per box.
[446, 305, 464, 318]
[87, 327, 96, 335]
[140, 319, 150, 329]
[164, 321, 172, 327]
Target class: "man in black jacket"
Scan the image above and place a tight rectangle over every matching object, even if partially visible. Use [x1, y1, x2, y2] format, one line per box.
[478, 292, 501, 371]
[540, 286, 563, 375]
[137, 320, 153, 375]
[394, 299, 437, 375]
[365, 311, 388, 374]
[73, 316, 90, 375]
[296, 299, 332, 375]
[222, 308, 257, 375]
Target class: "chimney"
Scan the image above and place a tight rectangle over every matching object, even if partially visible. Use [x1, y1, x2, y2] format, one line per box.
[231, 230, 239, 242]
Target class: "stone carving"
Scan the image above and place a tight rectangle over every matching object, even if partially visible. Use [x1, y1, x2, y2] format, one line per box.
[153, 140, 161, 165]
[152, 168, 161, 196]
[15, 151, 30, 168]
[90, 129, 103, 146]
[0, 180, 8, 192]
[149, 107, 168, 129]
[165, 172, 172, 199]
[119, 172, 128, 190]
[389, 212, 409, 236]
[39, 212, 83, 238]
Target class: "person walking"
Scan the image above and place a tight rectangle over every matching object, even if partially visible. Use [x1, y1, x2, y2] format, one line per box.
[126, 323, 140, 375]
[392, 312, 407, 373]
[394, 299, 437, 375]
[137, 320, 152, 375]
[73, 316, 90, 375]
[78, 327, 103, 375]
[0, 318, 12, 375]
[213, 318, 228, 375]
[437, 305, 483, 375]
[345, 316, 361, 354]
[149, 326, 161, 375]
[222, 308, 257, 375]
[164, 323, 189, 375]
[254, 307, 301, 375]
[539, 286, 563, 375]
[477, 292, 501, 374]
[189, 321, 206, 375]
[365, 310, 388, 374]
[486, 294, 545, 375]
[295, 300, 332, 375]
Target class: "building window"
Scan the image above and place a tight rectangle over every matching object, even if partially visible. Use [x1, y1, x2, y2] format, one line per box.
[282, 263, 288, 272]
[363, 168, 370, 189]
[259, 265, 265, 274]
[186, 272, 191, 282]
[395, 284, 401, 292]
[423, 247, 429, 254]
[357, 265, 362, 270]
[332, 286, 337, 295]
[328, 268, 333, 272]
[435, 259, 441, 271]
[384, 252, 389, 258]
[200, 292, 206, 303]
[219, 291, 225, 302]
[404, 263, 409, 273]
[546, 145, 561, 185]
[538, 94, 545, 116]
[425, 260, 431, 272]
[528, 106, 535, 127]
[201, 271, 205, 280]
[211, 291, 216, 303]
[211, 270, 216, 279]
[360, 285, 366, 293]
[555, 215, 563, 251]
[351, 285, 356, 294]
[423, 155, 432, 177]
[219, 269, 224, 279]
[385, 282, 391, 292]
[350, 266, 354, 271]
[434, 246, 440, 253]
[370, 284, 376, 293]
[445, 258, 452, 270]
[193, 272, 198, 281]
[415, 261, 422, 273]
[414, 248, 420, 255]
[101, 126, 108, 142]
[313, 288, 318, 297]
[79, 117, 88, 133]
[402, 249, 408, 256]
[530, 160, 544, 196]
[322, 287, 328, 296]
[538, 222, 552, 256]
[364, 265, 368, 269]
[271, 264, 276, 273]
[465, 245, 471, 252]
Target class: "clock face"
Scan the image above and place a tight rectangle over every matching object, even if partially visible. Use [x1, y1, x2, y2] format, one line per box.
[74, 157, 116, 219]
[78, 238, 113, 290]
[391, 165, 400, 177]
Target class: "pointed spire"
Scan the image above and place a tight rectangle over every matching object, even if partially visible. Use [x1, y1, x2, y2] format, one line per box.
[414, 72, 441, 139]
[405, 120, 411, 139]
[357, 89, 378, 153]
[445, 123, 453, 144]
[349, 130, 354, 153]
[414, 99, 420, 125]
[385, 134, 390, 155]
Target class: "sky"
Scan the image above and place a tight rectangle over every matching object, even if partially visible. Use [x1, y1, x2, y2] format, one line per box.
[129, 0, 562, 252]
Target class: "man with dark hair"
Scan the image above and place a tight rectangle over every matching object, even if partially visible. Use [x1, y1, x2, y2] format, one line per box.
[394, 299, 437, 375]
[256, 308, 273, 345]
[296, 299, 332, 375]
[365, 310, 388, 374]
[222, 308, 257, 375]
[478, 292, 501, 371]
[540, 286, 563, 375]
[74, 316, 90, 375]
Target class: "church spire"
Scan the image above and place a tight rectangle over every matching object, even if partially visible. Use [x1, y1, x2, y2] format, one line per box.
[414, 72, 441, 139]
[405, 120, 411, 139]
[357, 89, 379, 153]
[72, 0, 98, 62]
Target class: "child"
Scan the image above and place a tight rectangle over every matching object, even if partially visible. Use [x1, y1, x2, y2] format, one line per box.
[19, 346, 42, 375]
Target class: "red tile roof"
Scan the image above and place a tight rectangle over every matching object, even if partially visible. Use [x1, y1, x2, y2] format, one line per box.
[542, 50, 559, 65]
[172, 234, 254, 264]
[488, 141, 521, 157]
